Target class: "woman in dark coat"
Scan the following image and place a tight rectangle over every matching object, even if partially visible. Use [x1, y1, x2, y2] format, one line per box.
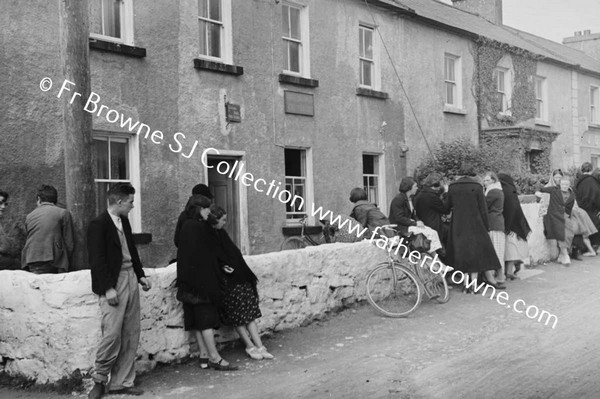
[176, 195, 238, 371]
[207, 205, 273, 361]
[446, 164, 503, 291]
[389, 177, 443, 253]
[413, 173, 450, 246]
[498, 173, 531, 279]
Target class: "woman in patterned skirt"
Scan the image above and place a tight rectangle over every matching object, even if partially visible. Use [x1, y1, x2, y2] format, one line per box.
[207, 205, 273, 361]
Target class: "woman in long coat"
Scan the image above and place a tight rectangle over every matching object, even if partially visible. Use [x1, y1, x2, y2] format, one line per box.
[207, 205, 273, 361]
[176, 195, 238, 371]
[498, 173, 531, 279]
[482, 172, 506, 286]
[413, 173, 450, 246]
[446, 164, 503, 291]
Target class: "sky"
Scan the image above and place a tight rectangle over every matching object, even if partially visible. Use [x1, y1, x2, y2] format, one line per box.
[439, 0, 600, 43]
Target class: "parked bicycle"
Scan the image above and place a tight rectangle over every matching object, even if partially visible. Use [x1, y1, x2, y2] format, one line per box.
[365, 225, 450, 317]
[280, 215, 335, 250]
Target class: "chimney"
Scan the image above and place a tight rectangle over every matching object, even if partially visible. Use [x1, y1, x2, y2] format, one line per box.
[563, 30, 600, 62]
[451, 0, 503, 25]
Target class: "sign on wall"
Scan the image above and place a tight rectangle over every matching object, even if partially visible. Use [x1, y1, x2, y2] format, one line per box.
[284, 90, 314, 116]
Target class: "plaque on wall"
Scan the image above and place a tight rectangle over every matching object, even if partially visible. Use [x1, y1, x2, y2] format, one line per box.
[226, 103, 241, 122]
[284, 90, 314, 116]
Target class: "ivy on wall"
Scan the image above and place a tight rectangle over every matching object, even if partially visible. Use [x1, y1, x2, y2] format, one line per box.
[473, 37, 540, 127]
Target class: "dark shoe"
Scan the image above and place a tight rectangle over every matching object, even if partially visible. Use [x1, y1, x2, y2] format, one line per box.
[88, 383, 105, 399]
[208, 358, 239, 371]
[506, 274, 519, 280]
[486, 281, 506, 290]
[199, 357, 209, 369]
[108, 387, 144, 396]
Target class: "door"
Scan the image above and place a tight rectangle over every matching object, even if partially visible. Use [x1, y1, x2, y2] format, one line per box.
[207, 157, 240, 247]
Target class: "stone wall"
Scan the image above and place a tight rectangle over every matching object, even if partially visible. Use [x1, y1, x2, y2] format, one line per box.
[0, 202, 556, 384]
[0, 242, 387, 384]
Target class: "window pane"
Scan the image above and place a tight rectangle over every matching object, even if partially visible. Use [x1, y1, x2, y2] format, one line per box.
[536, 100, 542, 119]
[283, 41, 289, 71]
[93, 138, 109, 180]
[96, 182, 110, 214]
[101, 0, 120, 38]
[199, 0, 208, 18]
[445, 57, 455, 81]
[208, 0, 221, 21]
[535, 79, 542, 98]
[289, 7, 300, 40]
[591, 88, 596, 106]
[363, 154, 375, 174]
[364, 29, 373, 59]
[446, 82, 454, 105]
[359, 28, 364, 57]
[208, 22, 221, 57]
[285, 149, 303, 176]
[289, 41, 300, 72]
[282, 5, 290, 35]
[110, 139, 129, 180]
[497, 71, 504, 92]
[199, 20, 207, 55]
[90, 0, 103, 35]
[361, 60, 372, 86]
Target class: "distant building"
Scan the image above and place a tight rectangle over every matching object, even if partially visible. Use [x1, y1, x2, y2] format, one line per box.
[1, 0, 599, 264]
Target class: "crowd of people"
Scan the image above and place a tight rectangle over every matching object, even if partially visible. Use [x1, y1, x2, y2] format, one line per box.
[347, 161, 600, 292]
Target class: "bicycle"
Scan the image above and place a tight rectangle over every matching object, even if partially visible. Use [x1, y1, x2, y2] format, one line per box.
[280, 215, 334, 250]
[365, 225, 450, 317]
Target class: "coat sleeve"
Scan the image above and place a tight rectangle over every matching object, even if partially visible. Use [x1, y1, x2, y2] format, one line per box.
[351, 207, 368, 228]
[389, 196, 416, 227]
[87, 219, 111, 295]
[62, 211, 75, 260]
[477, 187, 490, 230]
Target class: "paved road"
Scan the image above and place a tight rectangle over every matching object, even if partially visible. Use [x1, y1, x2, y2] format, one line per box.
[2, 256, 599, 399]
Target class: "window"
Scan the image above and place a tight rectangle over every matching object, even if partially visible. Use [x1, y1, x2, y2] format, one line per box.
[363, 154, 379, 205]
[591, 86, 599, 124]
[359, 25, 375, 88]
[284, 148, 307, 220]
[525, 149, 543, 174]
[89, 0, 134, 45]
[198, 0, 232, 63]
[495, 68, 511, 113]
[535, 77, 547, 121]
[92, 132, 142, 232]
[282, 2, 310, 76]
[592, 155, 599, 169]
[444, 54, 462, 107]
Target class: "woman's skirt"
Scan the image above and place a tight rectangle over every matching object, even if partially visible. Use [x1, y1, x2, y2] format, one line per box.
[505, 232, 528, 263]
[489, 230, 505, 265]
[183, 302, 220, 331]
[220, 281, 262, 327]
[570, 207, 598, 237]
[408, 225, 443, 253]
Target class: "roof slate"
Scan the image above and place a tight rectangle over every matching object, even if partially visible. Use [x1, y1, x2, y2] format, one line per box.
[386, 0, 600, 75]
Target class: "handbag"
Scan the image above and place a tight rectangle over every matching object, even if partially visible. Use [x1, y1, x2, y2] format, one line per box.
[409, 233, 431, 253]
[176, 288, 211, 305]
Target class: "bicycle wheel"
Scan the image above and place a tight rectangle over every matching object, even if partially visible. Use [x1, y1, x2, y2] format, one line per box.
[366, 262, 422, 317]
[280, 236, 307, 251]
[414, 256, 450, 304]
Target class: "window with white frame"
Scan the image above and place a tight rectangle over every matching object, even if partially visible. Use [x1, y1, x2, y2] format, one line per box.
[359, 25, 375, 88]
[92, 132, 142, 232]
[592, 154, 599, 169]
[444, 54, 462, 107]
[535, 77, 547, 121]
[495, 68, 511, 113]
[363, 154, 379, 205]
[282, 2, 310, 76]
[198, 0, 232, 63]
[591, 86, 599, 124]
[284, 148, 307, 220]
[89, 0, 134, 45]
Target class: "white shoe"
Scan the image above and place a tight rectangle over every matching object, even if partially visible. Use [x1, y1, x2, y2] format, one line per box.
[245, 346, 263, 360]
[257, 346, 274, 359]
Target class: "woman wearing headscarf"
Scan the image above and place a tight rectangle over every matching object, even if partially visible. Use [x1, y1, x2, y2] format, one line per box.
[446, 163, 503, 291]
[498, 173, 531, 279]
[413, 173, 450, 248]
[482, 172, 506, 284]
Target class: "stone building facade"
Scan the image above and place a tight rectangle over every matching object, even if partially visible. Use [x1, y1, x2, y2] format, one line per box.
[1, 0, 599, 264]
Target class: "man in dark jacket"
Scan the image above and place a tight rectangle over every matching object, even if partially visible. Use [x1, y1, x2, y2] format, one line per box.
[575, 162, 600, 246]
[87, 183, 151, 399]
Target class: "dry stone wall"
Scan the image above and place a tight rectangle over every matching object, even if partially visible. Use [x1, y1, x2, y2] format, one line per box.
[0, 202, 554, 383]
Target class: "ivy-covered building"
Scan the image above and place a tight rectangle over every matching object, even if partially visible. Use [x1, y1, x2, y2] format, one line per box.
[1, 0, 599, 263]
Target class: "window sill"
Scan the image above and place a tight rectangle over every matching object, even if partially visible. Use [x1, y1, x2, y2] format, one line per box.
[588, 123, 600, 130]
[132, 233, 152, 245]
[356, 87, 389, 100]
[279, 74, 319, 88]
[282, 225, 322, 236]
[193, 58, 244, 76]
[89, 38, 147, 58]
[443, 105, 467, 115]
[535, 119, 551, 127]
